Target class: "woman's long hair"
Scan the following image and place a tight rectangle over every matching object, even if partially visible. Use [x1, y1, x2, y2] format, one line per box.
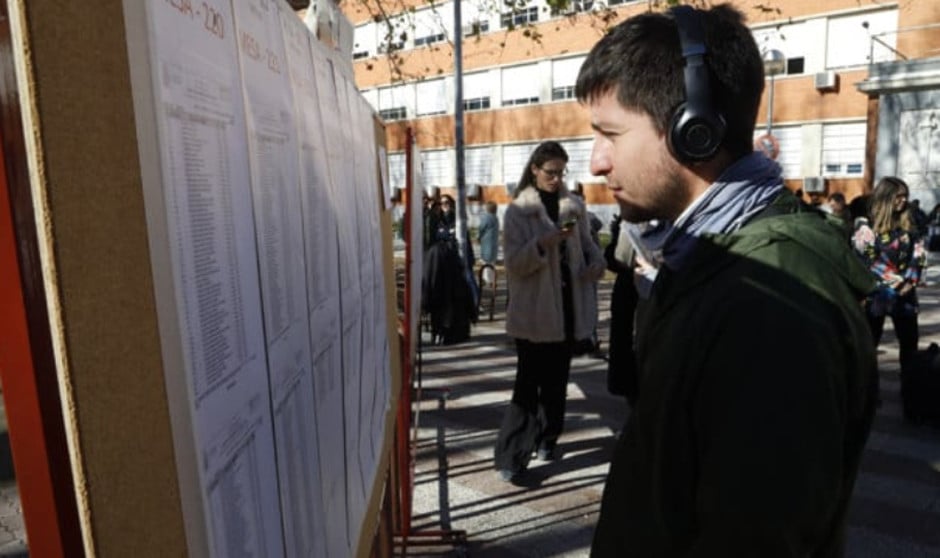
[514, 141, 569, 198]
[869, 176, 914, 235]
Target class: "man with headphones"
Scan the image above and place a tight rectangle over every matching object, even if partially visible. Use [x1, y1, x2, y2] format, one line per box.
[576, 5, 877, 557]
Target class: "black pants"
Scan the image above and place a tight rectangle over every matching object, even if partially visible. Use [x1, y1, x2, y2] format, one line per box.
[494, 339, 573, 473]
[868, 306, 919, 371]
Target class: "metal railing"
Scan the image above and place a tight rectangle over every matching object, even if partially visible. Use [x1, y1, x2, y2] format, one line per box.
[868, 22, 940, 66]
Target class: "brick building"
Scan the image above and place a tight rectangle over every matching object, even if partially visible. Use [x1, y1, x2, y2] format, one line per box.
[340, 0, 940, 222]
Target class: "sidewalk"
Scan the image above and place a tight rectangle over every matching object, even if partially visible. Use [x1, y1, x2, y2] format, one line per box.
[406, 273, 940, 557]
[0, 396, 26, 557]
[0, 271, 936, 556]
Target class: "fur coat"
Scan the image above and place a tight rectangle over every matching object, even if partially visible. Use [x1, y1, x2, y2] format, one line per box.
[502, 186, 605, 343]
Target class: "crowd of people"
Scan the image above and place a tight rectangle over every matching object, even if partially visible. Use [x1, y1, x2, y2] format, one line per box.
[414, 4, 936, 556]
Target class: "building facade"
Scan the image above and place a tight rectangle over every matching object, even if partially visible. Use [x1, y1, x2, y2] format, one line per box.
[341, 0, 940, 221]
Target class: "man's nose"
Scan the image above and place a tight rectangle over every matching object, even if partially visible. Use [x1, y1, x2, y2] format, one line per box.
[590, 144, 610, 177]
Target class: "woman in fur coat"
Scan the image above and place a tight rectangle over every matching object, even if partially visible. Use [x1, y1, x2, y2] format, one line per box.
[494, 141, 605, 482]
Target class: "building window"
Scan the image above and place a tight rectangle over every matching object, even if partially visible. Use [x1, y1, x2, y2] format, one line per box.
[378, 15, 407, 54]
[410, 8, 449, 50]
[377, 41, 405, 54]
[421, 149, 454, 189]
[463, 97, 491, 111]
[388, 153, 406, 190]
[414, 32, 445, 47]
[752, 23, 807, 76]
[353, 22, 378, 60]
[379, 107, 407, 121]
[465, 146, 495, 186]
[551, 56, 584, 102]
[502, 97, 538, 107]
[503, 143, 537, 190]
[463, 71, 491, 112]
[826, 8, 898, 69]
[500, 6, 538, 28]
[552, 86, 575, 101]
[502, 63, 541, 106]
[378, 83, 414, 120]
[551, 0, 593, 16]
[787, 57, 805, 75]
[416, 79, 448, 116]
[462, 20, 490, 36]
[821, 122, 865, 177]
[559, 139, 593, 184]
[753, 125, 802, 178]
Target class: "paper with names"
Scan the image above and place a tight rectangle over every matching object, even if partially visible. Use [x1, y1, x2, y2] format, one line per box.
[325, 58, 368, 546]
[232, 1, 323, 557]
[347, 87, 387, 497]
[278, 9, 337, 558]
[357, 93, 392, 465]
[308, 38, 356, 556]
[144, 0, 283, 556]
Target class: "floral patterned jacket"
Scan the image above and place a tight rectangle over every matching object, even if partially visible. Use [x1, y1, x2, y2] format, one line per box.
[852, 222, 926, 315]
[852, 224, 926, 286]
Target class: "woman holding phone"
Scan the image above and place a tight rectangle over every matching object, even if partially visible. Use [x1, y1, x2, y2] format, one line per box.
[494, 141, 605, 482]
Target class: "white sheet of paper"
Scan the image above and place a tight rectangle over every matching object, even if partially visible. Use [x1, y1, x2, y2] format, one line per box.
[329, 63, 367, 545]
[232, 3, 326, 557]
[144, 1, 283, 556]
[309, 39, 355, 557]
[349, 92, 380, 491]
[278, 9, 335, 558]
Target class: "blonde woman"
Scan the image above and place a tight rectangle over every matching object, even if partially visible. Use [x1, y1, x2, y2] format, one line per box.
[852, 176, 927, 370]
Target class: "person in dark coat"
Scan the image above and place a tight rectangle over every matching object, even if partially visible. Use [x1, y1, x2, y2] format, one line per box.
[603, 216, 639, 406]
[576, 5, 877, 556]
[422, 234, 475, 345]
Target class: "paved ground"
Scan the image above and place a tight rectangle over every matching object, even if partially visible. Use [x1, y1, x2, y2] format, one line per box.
[0, 402, 26, 557]
[0, 262, 938, 557]
[404, 269, 940, 557]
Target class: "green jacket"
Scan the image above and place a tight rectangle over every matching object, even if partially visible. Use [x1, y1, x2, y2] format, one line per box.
[592, 193, 878, 557]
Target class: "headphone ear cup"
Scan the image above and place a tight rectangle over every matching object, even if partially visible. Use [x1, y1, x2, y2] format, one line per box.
[668, 103, 726, 163]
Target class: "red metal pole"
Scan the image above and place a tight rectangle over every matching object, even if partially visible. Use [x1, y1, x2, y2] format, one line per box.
[396, 127, 416, 548]
[0, 134, 78, 558]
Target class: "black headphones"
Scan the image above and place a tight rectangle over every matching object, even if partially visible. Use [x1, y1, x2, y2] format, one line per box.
[667, 6, 726, 163]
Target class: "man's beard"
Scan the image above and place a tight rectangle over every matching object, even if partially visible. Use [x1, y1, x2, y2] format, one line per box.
[618, 164, 685, 224]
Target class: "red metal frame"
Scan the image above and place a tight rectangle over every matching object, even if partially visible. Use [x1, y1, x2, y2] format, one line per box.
[393, 128, 466, 554]
[0, 131, 77, 558]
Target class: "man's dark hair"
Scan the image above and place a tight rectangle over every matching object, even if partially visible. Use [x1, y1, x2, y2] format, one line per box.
[575, 4, 764, 159]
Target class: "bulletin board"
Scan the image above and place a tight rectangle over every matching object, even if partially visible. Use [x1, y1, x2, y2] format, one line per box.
[6, 0, 400, 556]
[124, 0, 399, 555]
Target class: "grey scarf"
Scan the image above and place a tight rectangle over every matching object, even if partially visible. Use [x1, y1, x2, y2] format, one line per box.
[638, 153, 784, 295]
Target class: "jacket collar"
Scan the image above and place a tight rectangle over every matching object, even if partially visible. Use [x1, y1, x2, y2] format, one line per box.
[649, 192, 876, 310]
[514, 185, 581, 222]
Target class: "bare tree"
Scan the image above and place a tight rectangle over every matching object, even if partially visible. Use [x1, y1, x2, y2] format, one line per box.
[346, 0, 737, 83]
